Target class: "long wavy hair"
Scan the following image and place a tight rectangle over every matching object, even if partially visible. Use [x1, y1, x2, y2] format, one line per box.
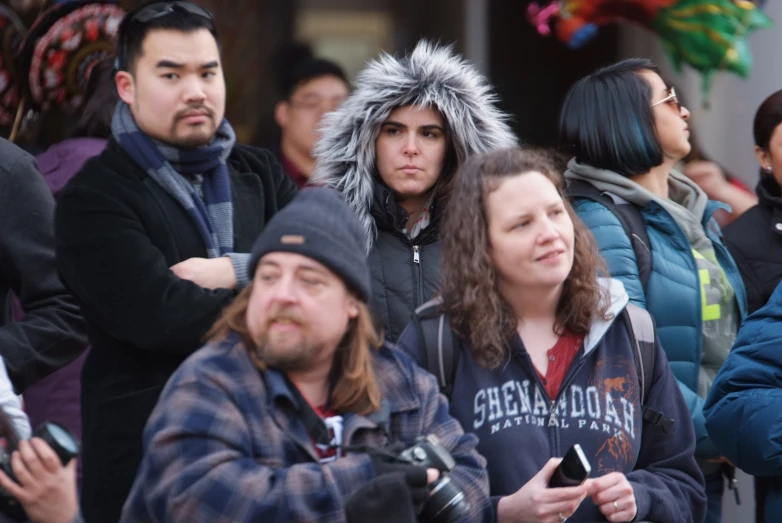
[440, 147, 610, 368]
[206, 284, 382, 415]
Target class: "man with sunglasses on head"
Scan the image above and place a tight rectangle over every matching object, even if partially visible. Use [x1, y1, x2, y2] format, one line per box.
[54, 2, 297, 521]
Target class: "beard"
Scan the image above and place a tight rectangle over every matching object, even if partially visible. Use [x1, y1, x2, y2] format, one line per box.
[253, 306, 317, 371]
[167, 104, 217, 148]
[256, 334, 318, 371]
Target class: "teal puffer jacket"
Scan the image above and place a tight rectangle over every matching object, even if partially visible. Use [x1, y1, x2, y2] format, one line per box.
[572, 196, 747, 458]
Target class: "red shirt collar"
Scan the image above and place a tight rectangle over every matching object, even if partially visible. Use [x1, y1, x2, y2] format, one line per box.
[281, 153, 310, 189]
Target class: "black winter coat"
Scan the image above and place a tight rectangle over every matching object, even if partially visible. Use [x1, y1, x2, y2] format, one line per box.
[0, 138, 86, 392]
[55, 138, 296, 523]
[724, 175, 782, 314]
[368, 183, 441, 342]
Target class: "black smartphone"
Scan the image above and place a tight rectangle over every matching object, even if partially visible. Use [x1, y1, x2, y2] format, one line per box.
[548, 444, 592, 488]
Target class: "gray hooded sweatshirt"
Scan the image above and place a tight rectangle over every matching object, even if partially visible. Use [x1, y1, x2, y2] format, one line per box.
[565, 159, 739, 403]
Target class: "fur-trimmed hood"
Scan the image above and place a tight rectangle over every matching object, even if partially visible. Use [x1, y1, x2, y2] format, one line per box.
[311, 41, 518, 253]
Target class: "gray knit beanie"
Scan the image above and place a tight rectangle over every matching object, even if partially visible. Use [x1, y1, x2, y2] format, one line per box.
[247, 187, 371, 301]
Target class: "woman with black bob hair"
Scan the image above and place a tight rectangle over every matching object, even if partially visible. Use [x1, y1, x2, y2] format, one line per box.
[560, 58, 746, 523]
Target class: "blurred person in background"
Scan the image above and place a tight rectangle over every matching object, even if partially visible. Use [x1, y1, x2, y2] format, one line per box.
[0, 357, 79, 523]
[709, 90, 782, 522]
[722, 90, 782, 314]
[13, 57, 118, 487]
[273, 42, 350, 187]
[681, 133, 757, 227]
[0, 135, 86, 394]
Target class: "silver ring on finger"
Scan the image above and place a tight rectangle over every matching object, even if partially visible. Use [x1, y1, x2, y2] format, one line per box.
[559, 513, 568, 522]
[613, 500, 620, 513]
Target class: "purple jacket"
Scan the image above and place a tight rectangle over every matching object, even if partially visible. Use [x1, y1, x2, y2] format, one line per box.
[37, 138, 107, 198]
[17, 138, 105, 475]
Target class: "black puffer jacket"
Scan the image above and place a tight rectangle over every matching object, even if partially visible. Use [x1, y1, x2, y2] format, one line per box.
[724, 175, 782, 314]
[368, 182, 441, 341]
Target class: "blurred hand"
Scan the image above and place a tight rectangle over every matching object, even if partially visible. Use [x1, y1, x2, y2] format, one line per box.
[683, 161, 730, 200]
[426, 468, 440, 484]
[707, 456, 734, 466]
[587, 472, 636, 522]
[0, 438, 78, 523]
[170, 256, 236, 290]
[497, 457, 588, 523]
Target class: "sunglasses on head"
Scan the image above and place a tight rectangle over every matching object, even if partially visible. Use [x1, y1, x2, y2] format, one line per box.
[115, 2, 214, 71]
[132, 1, 213, 24]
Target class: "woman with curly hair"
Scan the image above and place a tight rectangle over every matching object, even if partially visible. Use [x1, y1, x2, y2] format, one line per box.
[397, 147, 706, 523]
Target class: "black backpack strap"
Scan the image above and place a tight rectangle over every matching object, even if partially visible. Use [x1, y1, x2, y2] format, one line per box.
[566, 180, 652, 292]
[412, 298, 459, 400]
[622, 303, 674, 433]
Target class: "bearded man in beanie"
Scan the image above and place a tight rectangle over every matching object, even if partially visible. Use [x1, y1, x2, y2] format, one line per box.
[120, 187, 491, 523]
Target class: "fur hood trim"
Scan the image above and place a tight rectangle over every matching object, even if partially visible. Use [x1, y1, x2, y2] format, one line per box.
[311, 40, 518, 252]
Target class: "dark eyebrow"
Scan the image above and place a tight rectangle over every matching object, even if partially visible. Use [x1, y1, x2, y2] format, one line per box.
[382, 120, 407, 129]
[382, 121, 444, 133]
[156, 60, 183, 69]
[155, 60, 220, 69]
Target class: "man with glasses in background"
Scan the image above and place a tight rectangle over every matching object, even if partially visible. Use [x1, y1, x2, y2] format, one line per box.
[272, 43, 350, 187]
[54, 2, 297, 521]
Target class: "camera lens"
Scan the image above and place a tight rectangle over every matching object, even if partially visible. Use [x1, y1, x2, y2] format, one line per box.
[35, 422, 79, 465]
[420, 476, 469, 523]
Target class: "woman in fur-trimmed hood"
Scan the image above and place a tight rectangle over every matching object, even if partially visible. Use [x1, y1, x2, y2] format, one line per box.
[312, 40, 517, 341]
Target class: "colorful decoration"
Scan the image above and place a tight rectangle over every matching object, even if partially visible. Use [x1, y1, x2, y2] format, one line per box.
[18, 0, 125, 113]
[0, 3, 24, 126]
[527, 0, 773, 101]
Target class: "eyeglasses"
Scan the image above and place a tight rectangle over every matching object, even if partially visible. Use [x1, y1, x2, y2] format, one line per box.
[288, 96, 346, 113]
[651, 87, 682, 111]
[132, 1, 214, 24]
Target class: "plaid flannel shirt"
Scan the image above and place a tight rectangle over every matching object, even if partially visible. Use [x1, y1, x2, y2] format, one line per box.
[119, 334, 490, 523]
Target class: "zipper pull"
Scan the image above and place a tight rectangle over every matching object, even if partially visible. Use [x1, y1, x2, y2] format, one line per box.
[548, 400, 557, 427]
[413, 245, 420, 263]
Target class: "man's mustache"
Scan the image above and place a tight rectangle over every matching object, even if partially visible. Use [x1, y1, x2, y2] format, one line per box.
[174, 105, 215, 122]
[264, 306, 307, 329]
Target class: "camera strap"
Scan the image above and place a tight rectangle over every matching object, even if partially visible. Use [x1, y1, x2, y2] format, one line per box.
[283, 375, 333, 447]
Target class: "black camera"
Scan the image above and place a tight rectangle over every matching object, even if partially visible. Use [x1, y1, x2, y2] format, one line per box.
[0, 421, 79, 521]
[398, 434, 470, 523]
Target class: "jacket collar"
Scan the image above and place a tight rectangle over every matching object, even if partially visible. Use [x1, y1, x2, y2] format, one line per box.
[582, 278, 629, 356]
[755, 176, 782, 236]
[370, 178, 441, 241]
[262, 348, 415, 456]
[264, 345, 420, 419]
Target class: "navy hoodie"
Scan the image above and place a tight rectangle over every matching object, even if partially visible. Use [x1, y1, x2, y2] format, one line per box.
[397, 279, 706, 523]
